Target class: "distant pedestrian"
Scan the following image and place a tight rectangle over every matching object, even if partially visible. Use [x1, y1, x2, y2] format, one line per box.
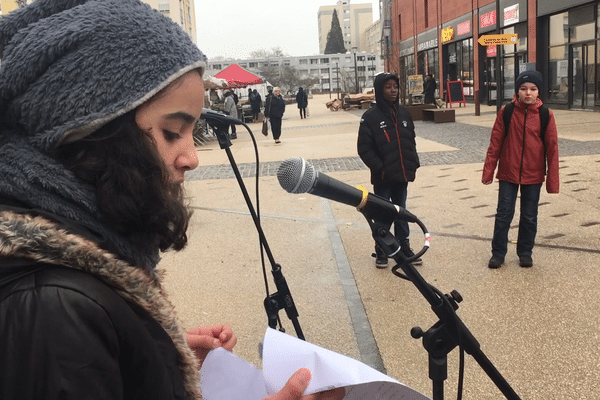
[250, 89, 262, 121]
[296, 87, 308, 119]
[482, 70, 559, 269]
[358, 73, 421, 268]
[422, 74, 436, 105]
[265, 87, 285, 144]
[223, 90, 238, 139]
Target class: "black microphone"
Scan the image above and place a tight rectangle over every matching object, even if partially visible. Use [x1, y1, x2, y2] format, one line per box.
[277, 157, 418, 222]
[201, 108, 244, 125]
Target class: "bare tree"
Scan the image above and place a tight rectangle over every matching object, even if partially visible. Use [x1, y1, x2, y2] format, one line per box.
[250, 46, 288, 59]
[260, 65, 318, 96]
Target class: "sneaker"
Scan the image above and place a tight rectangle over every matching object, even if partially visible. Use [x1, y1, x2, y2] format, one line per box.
[519, 255, 533, 268]
[373, 247, 388, 268]
[375, 255, 388, 268]
[401, 245, 422, 265]
[488, 256, 504, 269]
[275, 140, 281, 144]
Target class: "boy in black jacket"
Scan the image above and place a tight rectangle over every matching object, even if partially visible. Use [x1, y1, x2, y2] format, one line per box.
[357, 73, 421, 268]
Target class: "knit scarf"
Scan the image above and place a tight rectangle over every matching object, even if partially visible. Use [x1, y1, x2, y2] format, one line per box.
[0, 131, 160, 271]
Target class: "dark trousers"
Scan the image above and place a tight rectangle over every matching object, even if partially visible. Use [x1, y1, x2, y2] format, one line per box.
[373, 182, 409, 244]
[270, 117, 282, 140]
[299, 108, 306, 118]
[492, 180, 542, 258]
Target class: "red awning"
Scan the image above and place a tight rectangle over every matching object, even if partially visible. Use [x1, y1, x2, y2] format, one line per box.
[214, 64, 262, 88]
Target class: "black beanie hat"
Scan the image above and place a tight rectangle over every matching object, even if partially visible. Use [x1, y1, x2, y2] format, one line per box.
[515, 70, 543, 92]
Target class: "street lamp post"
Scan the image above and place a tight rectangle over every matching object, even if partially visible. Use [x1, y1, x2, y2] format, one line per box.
[336, 62, 340, 99]
[352, 47, 359, 94]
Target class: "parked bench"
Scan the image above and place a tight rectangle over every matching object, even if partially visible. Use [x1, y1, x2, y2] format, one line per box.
[422, 108, 455, 123]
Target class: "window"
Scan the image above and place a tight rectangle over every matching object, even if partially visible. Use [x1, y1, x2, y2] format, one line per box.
[321, 68, 329, 73]
[213, 64, 221, 70]
[321, 58, 330, 63]
[424, 0, 428, 28]
[299, 59, 308, 64]
[249, 62, 258, 68]
[310, 59, 319, 64]
[398, 14, 402, 41]
[158, 0, 169, 12]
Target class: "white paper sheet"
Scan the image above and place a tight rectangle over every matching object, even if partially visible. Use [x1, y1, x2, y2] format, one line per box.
[200, 328, 431, 400]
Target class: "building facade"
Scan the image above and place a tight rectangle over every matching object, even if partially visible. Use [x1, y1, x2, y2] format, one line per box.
[318, 0, 374, 53]
[0, 0, 33, 15]
[142, 0, 197, 43]
[206, 52, 384, 94]
[387, 0, 600, 111]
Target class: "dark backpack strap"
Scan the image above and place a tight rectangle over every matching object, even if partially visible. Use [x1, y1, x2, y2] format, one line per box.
[539, 105, 549, 141]
[502, 103, 515, 139]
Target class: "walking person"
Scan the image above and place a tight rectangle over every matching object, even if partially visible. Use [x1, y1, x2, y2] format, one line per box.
[296, 87, 308, 119]
[482, 70, 559, 269]
[357, 73, 421, 268]
[250, 89, 262, 121]
[0, 1, 343, 399]
[223, 90, 238, 139]
[265, 86, 286, 144]
[422, 74, 436, 105]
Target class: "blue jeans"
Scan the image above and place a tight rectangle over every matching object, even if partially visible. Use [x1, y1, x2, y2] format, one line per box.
[373, 182, 409, 244]
[492, 181, 542, 258]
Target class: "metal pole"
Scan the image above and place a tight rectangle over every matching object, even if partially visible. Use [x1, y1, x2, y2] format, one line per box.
[354, 50, 359, 93]
[336, 62, 340, 99]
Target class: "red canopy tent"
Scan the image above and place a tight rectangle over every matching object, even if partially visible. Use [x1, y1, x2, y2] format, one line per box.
[213, 64, 262, 88]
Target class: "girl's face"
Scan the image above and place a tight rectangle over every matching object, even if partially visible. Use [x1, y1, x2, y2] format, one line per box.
[135, 71, 204, 184]
[517, 82, 539, 105]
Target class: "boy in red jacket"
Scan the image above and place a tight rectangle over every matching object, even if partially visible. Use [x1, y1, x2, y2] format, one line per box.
[482, 70, 560, 269]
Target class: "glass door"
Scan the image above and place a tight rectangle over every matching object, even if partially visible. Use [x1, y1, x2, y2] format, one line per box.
[486, 57, 497, 105]
[571, 42, 596, 108]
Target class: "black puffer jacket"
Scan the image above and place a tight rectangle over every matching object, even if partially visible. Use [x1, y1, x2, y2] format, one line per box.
[357, 73, 420, 185]
[265, 94, 285, 119]
[0, 207, 201, 400]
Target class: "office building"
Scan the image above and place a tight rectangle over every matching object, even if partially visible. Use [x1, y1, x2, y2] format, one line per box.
[318, 0, 374, 53]
[206, 52, 384, 94]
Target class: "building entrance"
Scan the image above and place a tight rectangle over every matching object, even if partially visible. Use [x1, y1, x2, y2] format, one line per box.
[571, 42, 596, 108]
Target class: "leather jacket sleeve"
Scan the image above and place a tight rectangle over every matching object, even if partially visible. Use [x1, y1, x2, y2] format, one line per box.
[0, 265, 187, 400]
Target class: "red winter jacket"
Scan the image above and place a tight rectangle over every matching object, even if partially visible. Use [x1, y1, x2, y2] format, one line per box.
[482, 96, 559, 193]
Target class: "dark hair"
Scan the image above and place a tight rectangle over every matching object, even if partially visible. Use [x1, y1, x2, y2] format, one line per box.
[54, 112, 191, 253]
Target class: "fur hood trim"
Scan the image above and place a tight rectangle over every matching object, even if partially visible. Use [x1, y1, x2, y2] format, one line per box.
[0, 210, 201, 399]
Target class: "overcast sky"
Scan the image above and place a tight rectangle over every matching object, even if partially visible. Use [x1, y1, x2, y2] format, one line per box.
[195, 0, 379, 60]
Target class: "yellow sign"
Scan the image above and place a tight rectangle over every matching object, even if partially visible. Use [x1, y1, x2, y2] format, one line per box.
[441, 27, 454, 43]
[477, 34, 518, 46]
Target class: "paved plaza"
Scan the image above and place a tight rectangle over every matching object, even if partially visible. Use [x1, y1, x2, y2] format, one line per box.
[162, 95, 600, 400]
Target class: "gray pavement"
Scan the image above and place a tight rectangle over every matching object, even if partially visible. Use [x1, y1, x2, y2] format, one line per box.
[162, 95, 600, 400]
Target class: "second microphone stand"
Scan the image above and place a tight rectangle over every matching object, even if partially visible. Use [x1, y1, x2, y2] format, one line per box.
[210, 122, 304, 340]
[361, 202, 522, 400]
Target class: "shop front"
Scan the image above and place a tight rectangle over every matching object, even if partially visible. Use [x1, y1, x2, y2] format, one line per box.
[398, 39, 416, 105]
[540, 2, 600, 110]
[441, 13, 474, 102]
[416, 29, 439, 99]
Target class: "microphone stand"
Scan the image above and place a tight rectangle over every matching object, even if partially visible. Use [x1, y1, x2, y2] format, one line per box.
[361, 205, 521, 400]
[210, 122, 305, 340]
